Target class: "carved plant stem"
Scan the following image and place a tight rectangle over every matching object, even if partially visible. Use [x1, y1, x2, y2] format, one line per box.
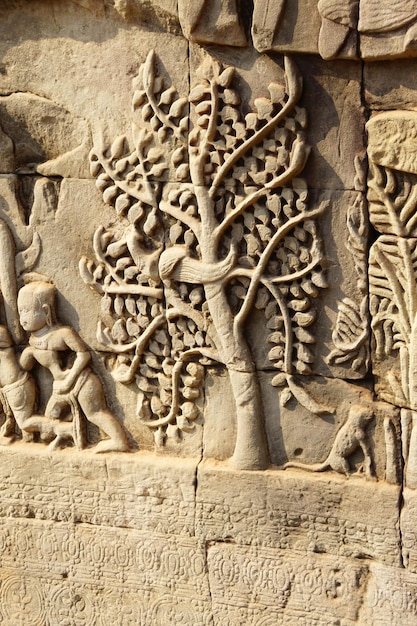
[209, 56, 302, 196]
[409, 327, 417, 407]
[203, 280, 270, 469]
[233, 204, 326, 335]
[262, 278, 294, 374]
[143, 53, 180, 137]
[373, 246, 410, 339]
[142, 347, 221, 428]
[0, 220, 24, 344]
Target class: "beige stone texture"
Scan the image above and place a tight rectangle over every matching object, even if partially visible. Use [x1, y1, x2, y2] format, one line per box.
[0, 0, 414, 623]
[252, 0, 323, 55]
[0, 446, 407, 624]
[196, 460, 401, 565]
[178, 0, 246, 47]
[364, 58, 417, 111]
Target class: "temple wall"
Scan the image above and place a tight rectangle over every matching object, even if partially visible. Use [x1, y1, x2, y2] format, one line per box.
[0, 1, 416, 623]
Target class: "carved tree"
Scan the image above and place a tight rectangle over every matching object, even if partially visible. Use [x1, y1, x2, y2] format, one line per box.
[80, 51, 328, 470]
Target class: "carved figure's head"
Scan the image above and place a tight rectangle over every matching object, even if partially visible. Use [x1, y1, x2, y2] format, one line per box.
[18, 281, 56, 333]
[349, 403, 374, 426]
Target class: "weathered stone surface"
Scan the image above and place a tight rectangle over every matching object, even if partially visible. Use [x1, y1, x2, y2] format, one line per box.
[359, 0, 417, 61]
[360, 563, 417, 624]
[290, 56, 365, 191]
[207, 547, 417, 625]
[251, 0, 417, 61]
[364, 59, 417, 111]
[252, 0, 323, 56]
[0, 0, 414, 623]
[179, 0, 246, 47]
[401, 487, 417, 572]
[0, 3, 189, 156]
[196, 460, 402, 565]
[207, 543, 369, 625]
[0, 446, 197, 532]
[0, 519, 212, 625]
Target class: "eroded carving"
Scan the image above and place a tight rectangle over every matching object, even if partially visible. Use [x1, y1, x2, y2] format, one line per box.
[80, 50, 329, 469]
[318, 0, 359, 60]
[368, 113, 417, 407]
[0, 325, 36, 444]
[327, 155, 370, 375]
[178, 0, 246, 47]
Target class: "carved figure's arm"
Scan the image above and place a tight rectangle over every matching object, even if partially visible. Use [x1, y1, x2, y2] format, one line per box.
[20, 347, 36, 371]
[53, 329, 91, 394]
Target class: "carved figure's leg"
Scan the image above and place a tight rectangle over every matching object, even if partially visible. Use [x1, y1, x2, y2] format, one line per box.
[78, 373, 129, 452]
[359, 437, 375, 479]
[5, 376, 36, 431]
[0, 413, 16, 444]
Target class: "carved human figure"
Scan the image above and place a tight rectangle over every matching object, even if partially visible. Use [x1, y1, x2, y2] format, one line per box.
[17, 281, 129, 453]
[0, 325, 37, 443]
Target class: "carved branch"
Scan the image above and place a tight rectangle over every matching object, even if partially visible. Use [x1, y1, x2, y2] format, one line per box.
[399, 237, 417, 323]
[233, 202, 327, 333]
[260, 278, 293, 374]
[142, 50, 187, 140]
[368, 162, 404, 237]
[159, 198, 202, 236]
[372, 245, 411, 340]
[141, 347, 223, 428]
[91, 145, 158, 209]
[91, 226, 129, 288]
[106, 314, 167, 383]
[97, 314, 166, 356]
[213, 137, 310, 245]
[190, 80, 220, 188]
[165, 289, 221, 351]
[209, 55, 303, 196]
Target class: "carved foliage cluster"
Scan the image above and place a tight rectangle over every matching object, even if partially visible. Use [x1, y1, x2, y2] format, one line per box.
[367, 113, 417, 410]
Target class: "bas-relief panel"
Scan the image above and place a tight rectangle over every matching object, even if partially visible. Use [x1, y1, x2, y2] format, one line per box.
[0, 22, 385, 481]
[0, 0, 416, 624]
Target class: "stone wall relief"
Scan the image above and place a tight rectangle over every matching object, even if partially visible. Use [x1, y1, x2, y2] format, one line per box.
[0, 148, 128, 452]
[0, 273, 130, 452]
[327, 155, 370, 376]
[79, 48, 338, 471]
[0, 43, 402, 486]
[367, 111, 417, 488]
